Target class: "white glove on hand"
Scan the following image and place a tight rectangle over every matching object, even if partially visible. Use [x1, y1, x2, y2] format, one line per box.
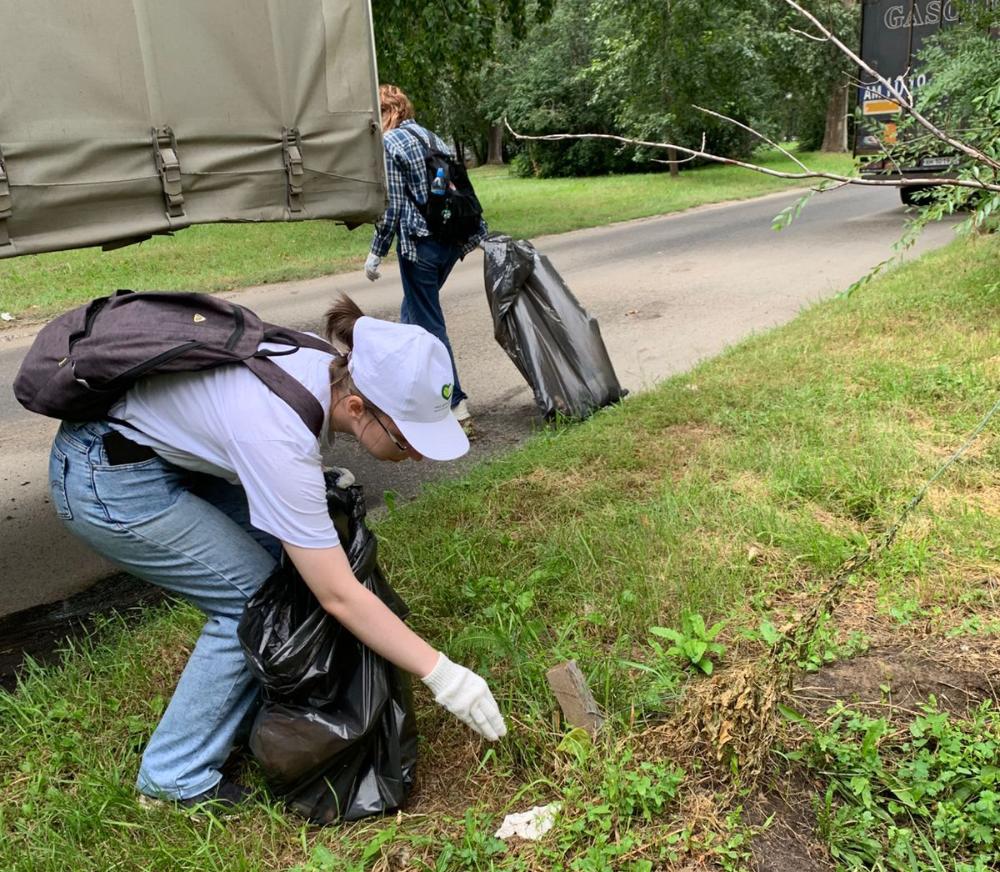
[421, 652, 507, 741]
[364, 253, 382, 281]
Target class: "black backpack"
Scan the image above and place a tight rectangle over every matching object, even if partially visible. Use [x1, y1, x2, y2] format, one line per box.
[400, 127, 483, 246]
[14, 290, 333, 437]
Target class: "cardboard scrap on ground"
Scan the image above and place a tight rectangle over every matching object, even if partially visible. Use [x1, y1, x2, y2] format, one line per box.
[546, 660, 605, 735]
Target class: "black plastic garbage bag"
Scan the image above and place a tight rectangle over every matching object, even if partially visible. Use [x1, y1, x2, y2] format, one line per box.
[238, 472, 418, 823]
[482, 233, 626, 420]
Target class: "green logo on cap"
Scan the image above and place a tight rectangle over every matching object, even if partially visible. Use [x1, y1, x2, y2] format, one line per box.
[441, 384, 453, 400]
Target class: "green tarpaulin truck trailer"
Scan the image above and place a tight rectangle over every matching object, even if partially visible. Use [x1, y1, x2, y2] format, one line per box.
[0, 0, 387, 258]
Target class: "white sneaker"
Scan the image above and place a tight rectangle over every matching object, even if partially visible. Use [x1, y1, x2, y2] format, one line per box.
[452, 399, 471, 422]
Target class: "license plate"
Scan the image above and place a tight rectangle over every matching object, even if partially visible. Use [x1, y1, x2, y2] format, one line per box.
[922, 156, 953, 168]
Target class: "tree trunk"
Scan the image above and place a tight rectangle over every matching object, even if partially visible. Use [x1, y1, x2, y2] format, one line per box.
[667, 146, 679, 178]
[486, 123, 505, 164]
[821, 79, 850, 152]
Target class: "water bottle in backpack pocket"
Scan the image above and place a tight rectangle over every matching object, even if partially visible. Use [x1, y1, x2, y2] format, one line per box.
[402, 128, 483, 246]
[430, 167, 447, 197]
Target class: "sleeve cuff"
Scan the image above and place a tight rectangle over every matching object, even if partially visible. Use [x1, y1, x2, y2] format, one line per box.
[420, 651, 449, 688]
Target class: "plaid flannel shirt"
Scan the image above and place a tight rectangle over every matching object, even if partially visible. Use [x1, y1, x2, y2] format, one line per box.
[370, 120, 487, 262]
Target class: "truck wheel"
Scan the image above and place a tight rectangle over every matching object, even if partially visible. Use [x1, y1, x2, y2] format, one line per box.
[899, 186, 925, 207]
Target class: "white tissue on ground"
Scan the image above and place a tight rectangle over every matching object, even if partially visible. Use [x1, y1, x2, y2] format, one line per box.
[494, 802, 561, 841]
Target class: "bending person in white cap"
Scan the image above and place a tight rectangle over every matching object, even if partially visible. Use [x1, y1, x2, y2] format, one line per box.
[47, 293, 505, 812]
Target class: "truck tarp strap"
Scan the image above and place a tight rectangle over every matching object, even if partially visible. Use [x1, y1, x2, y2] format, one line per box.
[152, 126, 185, 218]
[283, 128, 304, 213]
[0, 145, 11, 247]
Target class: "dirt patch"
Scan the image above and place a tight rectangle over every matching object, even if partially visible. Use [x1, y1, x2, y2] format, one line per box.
[403, 718, 519, 818]
[748, 776, 832, 872]
[963, 482, 1000, 517]
[792, 639, 1000, 721]
[503, 424, 719, 497]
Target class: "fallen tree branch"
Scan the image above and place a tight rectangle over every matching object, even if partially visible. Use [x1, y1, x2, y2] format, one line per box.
[503, 119, 1000, 193]
[692, 105, 811, 173]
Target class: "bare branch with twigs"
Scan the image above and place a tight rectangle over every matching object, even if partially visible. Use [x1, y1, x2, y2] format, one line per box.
[503, 119, 1000, 194]
[693, 104, 809, 172]
[788, 26, 827, 43]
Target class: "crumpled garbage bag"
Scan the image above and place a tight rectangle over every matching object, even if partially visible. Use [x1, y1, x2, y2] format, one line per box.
[238, 472, 418, 823]
[482, 233, 626, 420]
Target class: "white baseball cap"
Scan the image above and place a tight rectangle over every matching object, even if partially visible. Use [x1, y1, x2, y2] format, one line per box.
[347, 316, 469, 461]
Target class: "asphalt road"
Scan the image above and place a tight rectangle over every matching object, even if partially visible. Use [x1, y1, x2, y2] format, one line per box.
[0, 186, 959, 620]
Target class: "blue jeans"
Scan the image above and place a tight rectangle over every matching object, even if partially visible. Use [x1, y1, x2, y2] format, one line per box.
[50, 421, 280, 800]
[399, 237, 467, 406]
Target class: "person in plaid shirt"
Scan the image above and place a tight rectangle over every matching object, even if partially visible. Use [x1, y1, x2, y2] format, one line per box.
[365, 84, 487, 433]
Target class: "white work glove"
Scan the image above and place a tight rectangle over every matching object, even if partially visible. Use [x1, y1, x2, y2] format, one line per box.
[421, 652, 507, 741]
[364, 253, 382, 281]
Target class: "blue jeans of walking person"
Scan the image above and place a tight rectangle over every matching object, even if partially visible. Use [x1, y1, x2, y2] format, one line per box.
[50, 421, 280, 800]
[398, 237, 466, 408]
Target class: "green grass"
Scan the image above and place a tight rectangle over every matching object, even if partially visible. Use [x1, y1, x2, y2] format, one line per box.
[1, 235, 997, 870]
[0, 148, 854, 320]
[797, 699, 1000, 871]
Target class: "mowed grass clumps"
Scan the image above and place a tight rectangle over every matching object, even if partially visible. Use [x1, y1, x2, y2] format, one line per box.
[0, 235, 998, 870]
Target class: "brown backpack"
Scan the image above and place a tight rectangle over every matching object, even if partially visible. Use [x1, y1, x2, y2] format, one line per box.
[14, 290, 332, 436]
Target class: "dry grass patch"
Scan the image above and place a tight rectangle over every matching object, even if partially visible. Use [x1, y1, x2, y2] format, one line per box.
[498, 423, 720, 502]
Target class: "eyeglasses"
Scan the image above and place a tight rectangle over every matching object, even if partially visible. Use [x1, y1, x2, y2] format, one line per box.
[367, 408, 409, 453]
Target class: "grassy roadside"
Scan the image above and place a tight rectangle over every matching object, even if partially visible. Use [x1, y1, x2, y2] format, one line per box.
[1, 234, 997, 871]
[0, 148, 854, 321]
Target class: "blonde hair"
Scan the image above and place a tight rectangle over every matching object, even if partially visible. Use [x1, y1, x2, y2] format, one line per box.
[379, 84, 415, 132]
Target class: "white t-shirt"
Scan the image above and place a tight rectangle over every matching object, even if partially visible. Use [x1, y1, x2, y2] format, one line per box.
[108, 341, 339, 549]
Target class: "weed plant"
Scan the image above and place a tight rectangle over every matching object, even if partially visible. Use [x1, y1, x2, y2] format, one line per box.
[795, 700, 1000, 871]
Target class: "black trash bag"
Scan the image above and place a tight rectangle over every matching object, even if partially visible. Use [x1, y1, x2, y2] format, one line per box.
[238, 471, 418, 823]
[482, 233, 627, 420]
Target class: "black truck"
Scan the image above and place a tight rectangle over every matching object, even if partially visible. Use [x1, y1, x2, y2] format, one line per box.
[854, 0, 960, 204]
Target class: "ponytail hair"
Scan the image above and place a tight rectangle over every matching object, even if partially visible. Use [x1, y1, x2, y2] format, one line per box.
[323, 294, 364, 386]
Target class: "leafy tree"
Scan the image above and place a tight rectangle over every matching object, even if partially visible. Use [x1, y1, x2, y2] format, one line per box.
[372, 0, 553, 157]
[591, 0, 861, 156]
[762, 0, 859, 151]
[485, 0, 639, 176]
[492, 0, 862, 176]
[587, 0, 778, 159]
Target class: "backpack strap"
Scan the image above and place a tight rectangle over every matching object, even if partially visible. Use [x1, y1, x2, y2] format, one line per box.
[261, 324, 333, 354]
[398, 125, 434, 155]
[243, 356, 327, 438]
[396, 126, 441, 220]
[245, 325, 333, 437]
